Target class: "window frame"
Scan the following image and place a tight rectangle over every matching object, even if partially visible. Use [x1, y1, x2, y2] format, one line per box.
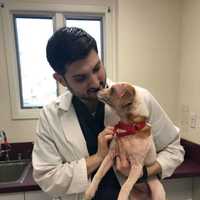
[1, 1, 117, 119]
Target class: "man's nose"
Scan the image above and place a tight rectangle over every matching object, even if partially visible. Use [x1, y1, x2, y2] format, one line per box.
[89, 74, 100, 88]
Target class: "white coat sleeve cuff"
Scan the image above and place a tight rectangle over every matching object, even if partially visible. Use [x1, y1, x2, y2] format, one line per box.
[156, 156, 176, 179]
[66, 158, 89, 194]
[156, 137, 185, 179]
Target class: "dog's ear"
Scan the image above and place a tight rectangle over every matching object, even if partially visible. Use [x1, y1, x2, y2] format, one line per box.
[112, 84, 125, 97]
[122, 86, 136, 100]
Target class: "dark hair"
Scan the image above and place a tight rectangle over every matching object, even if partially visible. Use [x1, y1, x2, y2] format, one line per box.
[46, 27, 98, 75]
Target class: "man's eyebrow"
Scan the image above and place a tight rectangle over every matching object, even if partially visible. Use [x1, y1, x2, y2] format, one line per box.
[72, 60, 101, 78]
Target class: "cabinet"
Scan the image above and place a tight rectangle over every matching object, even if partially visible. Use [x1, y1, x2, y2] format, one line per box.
[193, 177, 200, 200]
[0, 191, 51, 200]
[0, 192, 24, 200]
[162, 177, 193, 200]
[25, 191, 51, 200]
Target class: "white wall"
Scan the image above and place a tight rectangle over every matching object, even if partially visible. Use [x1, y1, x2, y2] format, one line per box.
[117, 0, 181, 124]
[179, 0, 200, 144]
[0, 7, 38, 142]
[1, 0, 200, 145]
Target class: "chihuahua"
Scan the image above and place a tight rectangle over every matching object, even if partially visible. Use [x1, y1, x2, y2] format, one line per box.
[85, 82, 166, 200]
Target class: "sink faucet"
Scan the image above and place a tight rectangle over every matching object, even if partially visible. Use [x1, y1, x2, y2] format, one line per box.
[0, 130, 11, 159]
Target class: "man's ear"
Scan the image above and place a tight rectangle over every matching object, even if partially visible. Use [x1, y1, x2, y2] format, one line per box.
[53, 73, 67, 87]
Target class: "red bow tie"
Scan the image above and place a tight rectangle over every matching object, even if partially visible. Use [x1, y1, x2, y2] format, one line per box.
[114, 121, 146, 137]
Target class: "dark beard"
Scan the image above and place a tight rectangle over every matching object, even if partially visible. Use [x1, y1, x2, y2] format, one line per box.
[63, 76, 107, 102]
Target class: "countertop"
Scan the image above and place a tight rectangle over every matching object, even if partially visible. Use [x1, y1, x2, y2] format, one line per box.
[0, 139, 200, 193]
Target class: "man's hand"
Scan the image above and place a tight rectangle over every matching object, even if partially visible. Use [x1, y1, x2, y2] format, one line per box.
[96, 126, 114, 161]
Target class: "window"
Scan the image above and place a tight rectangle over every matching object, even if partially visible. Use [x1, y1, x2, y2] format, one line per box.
[14, 16, 56, 108]
[1, 2, 116, 119]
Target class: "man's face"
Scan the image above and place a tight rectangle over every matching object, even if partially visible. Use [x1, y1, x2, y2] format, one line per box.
[63, 50, 106, 101]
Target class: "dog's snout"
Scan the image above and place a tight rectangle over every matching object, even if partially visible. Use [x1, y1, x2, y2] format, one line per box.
[97, 89, 106, 98]
[97, 89, 111, 103]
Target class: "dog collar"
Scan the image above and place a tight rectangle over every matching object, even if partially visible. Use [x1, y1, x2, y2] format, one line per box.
[114, 121, 146, 137]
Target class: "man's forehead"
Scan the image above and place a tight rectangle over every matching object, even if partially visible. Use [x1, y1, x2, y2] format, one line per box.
[73, 61, 100, 76]
[67, 52, 100, 75]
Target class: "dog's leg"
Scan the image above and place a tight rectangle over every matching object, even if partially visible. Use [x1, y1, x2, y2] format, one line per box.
[130, 183, 151, 200]
[147, 177, 166, 200]
[84, 150, 115, 200]
[118, 164, 143, 200]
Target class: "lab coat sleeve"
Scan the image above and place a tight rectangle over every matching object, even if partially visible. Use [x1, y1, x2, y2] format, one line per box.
[156, 135, 185, 178]
[32, 109, 89, 197]
[144, 89, 185, 179]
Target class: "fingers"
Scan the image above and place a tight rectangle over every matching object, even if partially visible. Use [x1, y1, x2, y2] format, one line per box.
[100, 126, 114, 135]
[98, 126, 114, 142]
[97, 127, 114, 160]
[104, 134, 113, 141]
[141, 123, 151, 132]
[145, 122, 151, 128]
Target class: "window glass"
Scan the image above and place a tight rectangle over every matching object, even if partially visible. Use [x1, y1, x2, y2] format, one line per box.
[14, 16, 56, 108]
[66, 19, 102, 59]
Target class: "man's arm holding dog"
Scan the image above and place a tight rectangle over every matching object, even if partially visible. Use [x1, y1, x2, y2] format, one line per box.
[146, 89, 185, 178]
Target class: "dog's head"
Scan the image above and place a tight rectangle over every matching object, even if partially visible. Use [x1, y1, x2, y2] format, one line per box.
[98, 82, 149, 122]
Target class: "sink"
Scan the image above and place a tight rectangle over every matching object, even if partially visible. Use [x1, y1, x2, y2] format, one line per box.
[0, 159, 31, 184]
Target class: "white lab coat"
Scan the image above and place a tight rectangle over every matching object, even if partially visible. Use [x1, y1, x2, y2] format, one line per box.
[32, 83, 185, 200]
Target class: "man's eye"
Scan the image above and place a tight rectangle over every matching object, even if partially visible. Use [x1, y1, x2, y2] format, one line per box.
[93, 65, 100, 73]
[74, 76, 87, 83]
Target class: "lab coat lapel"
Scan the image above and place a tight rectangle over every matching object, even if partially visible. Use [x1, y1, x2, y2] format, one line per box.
[59, 92, 89, 158]
[60, 107, 89, 158]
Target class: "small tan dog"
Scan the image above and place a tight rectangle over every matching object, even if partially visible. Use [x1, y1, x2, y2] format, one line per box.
[84, 82, 166, 200]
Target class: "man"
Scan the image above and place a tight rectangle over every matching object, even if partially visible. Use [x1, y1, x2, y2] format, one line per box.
[32, 27, 185, 200]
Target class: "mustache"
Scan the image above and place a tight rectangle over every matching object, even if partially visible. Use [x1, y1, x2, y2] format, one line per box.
[87, 81, 105, 94]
